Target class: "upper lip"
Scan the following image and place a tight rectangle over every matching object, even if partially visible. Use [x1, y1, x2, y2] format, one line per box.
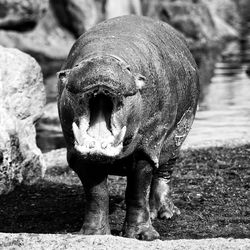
[82, 84, 120, 97]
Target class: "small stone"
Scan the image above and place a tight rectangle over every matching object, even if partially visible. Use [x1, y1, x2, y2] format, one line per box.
[89, 141, 95, 149]
[101, 142, 107, 149]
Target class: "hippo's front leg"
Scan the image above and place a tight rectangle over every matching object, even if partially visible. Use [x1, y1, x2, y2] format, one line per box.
[123, 156, 159, 240]
[70, 157, 110, 235]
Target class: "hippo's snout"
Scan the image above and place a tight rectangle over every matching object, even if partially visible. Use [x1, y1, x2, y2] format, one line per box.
[72, 89, 127, 158]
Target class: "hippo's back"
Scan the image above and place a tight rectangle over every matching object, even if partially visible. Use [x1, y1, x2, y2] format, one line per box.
[65, 15, 191, 66]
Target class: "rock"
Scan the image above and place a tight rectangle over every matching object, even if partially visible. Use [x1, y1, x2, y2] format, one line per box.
[143, 0, 219, 49]
[0, 0, 48, 31]
[0, 4, 75, 77]
[0, 46, 46, 195]
[36, 102, 61, 133]
[44, 75, 58, 103]
[105, 0, 142, 19]
[202, 0, 240, 40]
[51, 0, 99, 38]
[43, 148, 68, 174]
[35, 102, 65, 152]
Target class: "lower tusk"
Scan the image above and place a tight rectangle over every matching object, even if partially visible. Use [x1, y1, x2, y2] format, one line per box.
[72, 122, 81, 144]
[113, 126, 126, 146]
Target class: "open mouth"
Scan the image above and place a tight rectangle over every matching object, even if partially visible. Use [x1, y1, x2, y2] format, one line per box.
[72, 88, 126, 157]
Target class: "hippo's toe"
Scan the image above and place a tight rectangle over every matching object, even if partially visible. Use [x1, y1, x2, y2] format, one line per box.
[150, 201, 180, 220]
[80, 225, 111, 235]
[122, 223, 159, 241]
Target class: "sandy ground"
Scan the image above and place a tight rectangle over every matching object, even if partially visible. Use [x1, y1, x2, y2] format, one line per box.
[0, 234, 250, 250]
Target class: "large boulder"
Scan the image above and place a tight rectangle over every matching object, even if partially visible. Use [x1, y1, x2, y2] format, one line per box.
[50, 0, 99, 38]
[0, 46, 46, 195]
[105, 0, 142, 19]
[142, 0, 219, 49]
[0, 4, 75, 78]
[202, 0, 240, 40]
[0, 0, 48, 30]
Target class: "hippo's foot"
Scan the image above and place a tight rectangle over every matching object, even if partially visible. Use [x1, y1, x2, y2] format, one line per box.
[123, 159, 160, 240]
[150, 177, 180, 220]
[79, 210, 110, 235]
[122, 222, 159, 240]
[80, 223, 111, 235]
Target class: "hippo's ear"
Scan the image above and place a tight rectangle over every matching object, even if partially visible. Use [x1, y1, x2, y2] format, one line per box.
[57, 69, 71, 95]
[57, 69, 71, 85]
[135, 74, 146, 90]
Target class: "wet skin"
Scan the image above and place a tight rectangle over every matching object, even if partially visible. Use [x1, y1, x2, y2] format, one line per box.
[58, 15, 199, 240]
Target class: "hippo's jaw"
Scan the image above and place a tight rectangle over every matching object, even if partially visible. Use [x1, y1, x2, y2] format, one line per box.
[72, 91, 127, 157]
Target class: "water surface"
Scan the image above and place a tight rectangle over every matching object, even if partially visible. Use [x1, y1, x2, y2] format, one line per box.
[185, 20, 250, 148]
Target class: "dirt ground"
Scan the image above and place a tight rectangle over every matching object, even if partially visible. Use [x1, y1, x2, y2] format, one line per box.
[0, 144, 249, 240]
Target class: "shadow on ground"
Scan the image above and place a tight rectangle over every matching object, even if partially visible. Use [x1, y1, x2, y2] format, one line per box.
[0, 145, 249, 240]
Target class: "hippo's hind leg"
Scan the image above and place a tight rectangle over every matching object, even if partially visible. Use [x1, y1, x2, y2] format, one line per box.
[149, 156, 181, 220]
[149, 108, 195, 220]
[122, 153, 159, 240]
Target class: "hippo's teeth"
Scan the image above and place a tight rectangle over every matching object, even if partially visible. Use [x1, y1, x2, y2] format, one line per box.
[73, 121, 125, 156]
[72, 122, 81, 144]
[113, 126, 126, 146]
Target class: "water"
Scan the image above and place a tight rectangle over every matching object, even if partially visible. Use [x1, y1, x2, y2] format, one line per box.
[184, 19, 250, 148]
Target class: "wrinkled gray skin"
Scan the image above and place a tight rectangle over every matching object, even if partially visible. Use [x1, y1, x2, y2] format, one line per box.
[57, 15, 199, 240]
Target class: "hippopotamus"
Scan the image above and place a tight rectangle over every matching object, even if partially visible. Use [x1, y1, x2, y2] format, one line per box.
[57, 15, 199, 240]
